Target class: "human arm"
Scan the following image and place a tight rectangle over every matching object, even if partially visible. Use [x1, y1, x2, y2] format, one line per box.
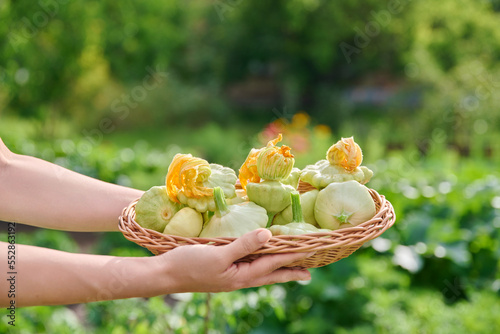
[0, 229, 311, 307]
[0, 138, 143, 231]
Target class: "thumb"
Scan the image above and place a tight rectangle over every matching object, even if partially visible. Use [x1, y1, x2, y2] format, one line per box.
[222, 229, 271, 264]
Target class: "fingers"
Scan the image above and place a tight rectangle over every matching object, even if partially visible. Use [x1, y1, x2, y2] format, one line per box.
[250, 268, 311, 288]
[236, 260, 311, 290]
[222, 251, 314, 290]
[249, 251, 315, 276]
[222, 229, 272, 264]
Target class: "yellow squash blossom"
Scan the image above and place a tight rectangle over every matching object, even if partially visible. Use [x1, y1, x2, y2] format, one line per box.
[166, 153, 237, 212]
[300, 136, 373, 189]
[327, 136, 363, 171]
[238, 134, 285, 190]
[256, 143, 294, 181]
[166, 154, 213, 202]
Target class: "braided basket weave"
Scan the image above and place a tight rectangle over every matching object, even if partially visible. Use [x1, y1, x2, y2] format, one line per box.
[118, 181, 395, 268]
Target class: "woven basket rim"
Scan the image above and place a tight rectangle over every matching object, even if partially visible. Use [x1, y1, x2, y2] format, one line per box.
[118, 186, 396, 255]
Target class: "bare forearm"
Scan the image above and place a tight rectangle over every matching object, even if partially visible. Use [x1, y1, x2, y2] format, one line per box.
[0, 149, 143, 231]
[0, 242, 162, 307]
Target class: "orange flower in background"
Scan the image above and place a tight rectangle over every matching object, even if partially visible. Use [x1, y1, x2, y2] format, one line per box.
[327, 137, 363, 171]
[290, 112, 310, 129]
[260, 119, 287, 145]
[239, 134, 284, 189]
[166, 154, 213, 202]
[259, 112, 312, 153]
[314, 124, 332, 137]
[259, 111, 334, 157]
[288, 133, 309, 152]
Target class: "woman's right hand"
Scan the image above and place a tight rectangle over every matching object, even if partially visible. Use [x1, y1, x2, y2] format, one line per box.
[151, 228, 312, 294]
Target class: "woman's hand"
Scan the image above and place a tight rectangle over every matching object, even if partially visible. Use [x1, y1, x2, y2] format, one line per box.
[0, 229, 311, 307]
[152, 228, 312, 294]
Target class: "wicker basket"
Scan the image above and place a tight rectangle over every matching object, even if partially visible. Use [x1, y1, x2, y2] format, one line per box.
[118, 181, 396, 269]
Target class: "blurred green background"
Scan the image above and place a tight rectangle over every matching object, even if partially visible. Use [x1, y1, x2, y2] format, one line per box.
[1, 0, 500, 333]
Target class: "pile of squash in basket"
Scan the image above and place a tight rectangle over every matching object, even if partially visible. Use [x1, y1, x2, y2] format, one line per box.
[135, 135, 378, 238]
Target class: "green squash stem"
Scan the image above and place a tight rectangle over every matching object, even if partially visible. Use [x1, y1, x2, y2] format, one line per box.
[290, 192, 303, 223]
[213, 187, 230, 218]
[266, 212, 275, 228]
[335, 211, 352, 224]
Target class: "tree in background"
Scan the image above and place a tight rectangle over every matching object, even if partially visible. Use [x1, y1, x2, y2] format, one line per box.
[1, 0, 499, 154]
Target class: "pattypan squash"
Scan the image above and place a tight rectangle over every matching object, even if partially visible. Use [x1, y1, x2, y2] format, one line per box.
[245, 136, 296, 225]
[135, 186, 183, 232]
[199, 187, 268, 238]
[166, 153, 237, 212]
[314, 180, 376, 230]
[163, 207, 203, 237]
[246, 181, 296, 225]
[281, 167, 301, 189]
[270, 192, 330, 235]
[300, 137, 373, 189]
[226, 191, 247, 205]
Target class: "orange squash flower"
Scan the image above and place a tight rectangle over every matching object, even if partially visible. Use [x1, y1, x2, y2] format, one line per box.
[238, 134, 284, 189]
[166, 154, 213, 203]
[327, 137, 363, 172]
[256, 143, 294, 181]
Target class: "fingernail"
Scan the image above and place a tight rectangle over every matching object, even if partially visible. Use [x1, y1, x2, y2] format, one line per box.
[257, 229, 270, 243]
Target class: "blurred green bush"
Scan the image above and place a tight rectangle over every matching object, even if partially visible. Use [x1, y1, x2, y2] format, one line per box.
[1, 119, 499, 333]
[1, 0, 499, 152]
